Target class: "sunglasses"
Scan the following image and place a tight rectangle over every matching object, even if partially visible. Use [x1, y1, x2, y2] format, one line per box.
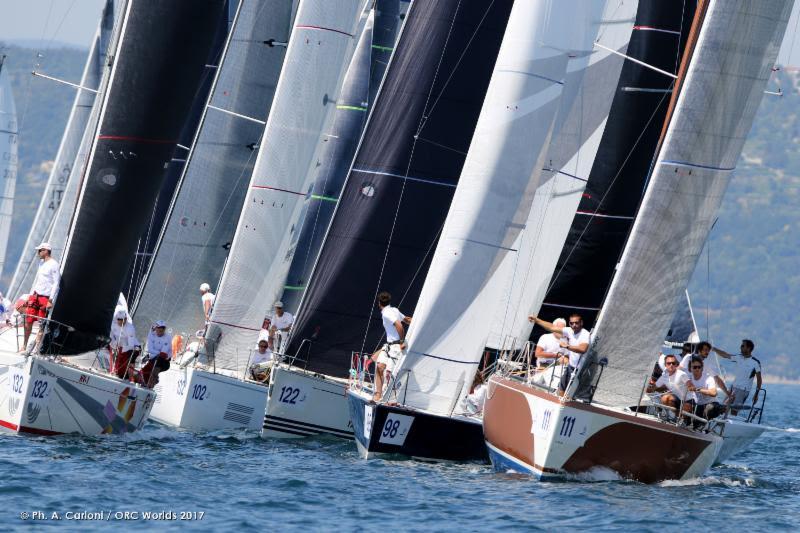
[691, 365, 703, 369]
[665, 361, 678, 366]
[569, 321, 581, 326]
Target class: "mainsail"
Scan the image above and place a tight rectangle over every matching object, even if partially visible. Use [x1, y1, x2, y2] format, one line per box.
[206, 0, 366, 373]
[0, 56, 17, 281]
[131, 0, 296, 336]
[583, 0, 793, 407]
[534, 0, 698, 334]
[484, 2, 638, 348]
[395, 0, 638, 415]
[6, 0, 117, 299]
[45, 0, 227, 355]
[286, 0, 515, 379]
[281, 1, 402, 312]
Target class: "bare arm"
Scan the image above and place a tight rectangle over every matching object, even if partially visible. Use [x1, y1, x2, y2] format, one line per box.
[528, 316, 561, 334]
[712, 346, 732, 359]
[535, 344, 559, 360]
[403, 316, 412, 325]
[570, 342, 589, 355]
[753, 371, 763, 401]
[713, 375, 729, 396]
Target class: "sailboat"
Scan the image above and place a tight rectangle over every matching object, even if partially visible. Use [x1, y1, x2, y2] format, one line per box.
[6, 0, 116, 302]
[347, 0, 638, 461]
[262, 0, 402, 440]
[0, 0, 227, 436]
[0, 55, 18, 282]
[276, 0, 515, 441]
[135, 0, 366, 431]
[483, 0, 792, 482]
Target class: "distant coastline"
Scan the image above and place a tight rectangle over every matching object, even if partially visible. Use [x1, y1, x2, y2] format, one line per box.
[763, 374, 800, 386]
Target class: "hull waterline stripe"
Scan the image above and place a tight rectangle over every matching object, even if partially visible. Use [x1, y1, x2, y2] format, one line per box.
[251, 184, 306, 196]
[263, 423, 316, 437]
[295, 25, 354, 38]
[265, 414, 353, 437]
[660, 160, 736, 172]
[0, 419, 63, 436]
[351, 168, 457, 188]
[97, 135, 177, 144]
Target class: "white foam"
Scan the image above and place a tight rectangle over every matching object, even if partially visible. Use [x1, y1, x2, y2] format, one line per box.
[569, 466, 625, 482]
[660, 476, 756, 488]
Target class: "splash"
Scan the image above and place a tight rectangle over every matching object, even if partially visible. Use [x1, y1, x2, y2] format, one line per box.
[660, 475, 756, 488]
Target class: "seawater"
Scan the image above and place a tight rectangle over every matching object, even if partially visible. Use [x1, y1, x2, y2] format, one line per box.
[1, 385, 798, 531]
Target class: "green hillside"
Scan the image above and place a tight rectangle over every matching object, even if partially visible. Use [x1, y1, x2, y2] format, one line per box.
[0, 43, 796, 380]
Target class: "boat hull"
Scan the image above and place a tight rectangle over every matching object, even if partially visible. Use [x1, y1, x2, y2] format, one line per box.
[484, 376, 721, 483]
[715, 418, 766, 464]
[150, 366, 267, 431]
[347, 389, 488, 461]
[261, 364, 353, 439]
[0, 353, 154, 436]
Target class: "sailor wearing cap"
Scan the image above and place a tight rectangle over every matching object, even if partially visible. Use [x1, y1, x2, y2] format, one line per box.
[142, 320, 173, 387]
[22, 242, 61, 353]
[250, 331, 274, 382]
[269, 301, 293, 354]
[199, 282, 215, 324]
[109, 309, 141, 379]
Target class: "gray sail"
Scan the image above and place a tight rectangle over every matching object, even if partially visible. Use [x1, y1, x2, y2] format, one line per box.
[665, 290, 698, 344]
[131, 0, 296, 337]
[6, 1, 117, 300]
[0, 56, 18, 281]
[582, 0, 793, 407]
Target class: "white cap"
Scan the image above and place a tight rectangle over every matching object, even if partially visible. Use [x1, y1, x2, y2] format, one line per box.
[154, 320, 167, 328]
[553, 318, 567, 327]
[35, 242, 52, 251]
[114, 309, 127, 320]
[199, 283, 211, 291]
[274, 301, 284, 308]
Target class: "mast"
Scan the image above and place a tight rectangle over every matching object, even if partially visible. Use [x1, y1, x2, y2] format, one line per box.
[281, 1, 402, 312]
[0, 55, 18, 280]
[131, 0, 297, 337]
[205, 0, 367, 374]
[44, 0, 227, 355]
[286, 0, 515, 379]
[394, 0, 638, 415]
[575, 0, 793, 406]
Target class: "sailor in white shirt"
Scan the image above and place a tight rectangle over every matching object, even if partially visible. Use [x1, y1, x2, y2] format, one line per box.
[141, 320, 172, 387]
[199, 283, 215, 324]
[535, 318, 568, 368]
[529, 313, 591, 396]
[250, 334, 273, 382]
[22, 242, 61, 353]
[460, 372, 487, 416]
[647, 353, 690, 413]
[269, 301, 294, 353]
[713, 339, 763, 410]
[685, 355, 723, 420]
[679, 340, 730, 398]
[372, 291, 410, 402]
[109, 309, 141, 379]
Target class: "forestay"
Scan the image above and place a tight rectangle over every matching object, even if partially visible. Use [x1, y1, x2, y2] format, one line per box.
[207, 0, 366, 373]
[6, 0, 117, 299]
[584, 0, 792, 407]
[395, 0, 634, 415]
[287, 0, 515, 379]
[46, 0, 227, 354]
[132, 0, 296, 337]
[485, 1, 637, 349]
[281, 1, 402, 313]
[0, 57, 17, 280]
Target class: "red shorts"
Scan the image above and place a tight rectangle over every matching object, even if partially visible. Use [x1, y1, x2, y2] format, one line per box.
[25, 294, 50, 325]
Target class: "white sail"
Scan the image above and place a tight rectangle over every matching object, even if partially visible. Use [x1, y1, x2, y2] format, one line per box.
[485, 4, 637, 349]
[394, 0, 637, 415]
[0, 58, 18, 281]
[207, 0, 366, 373]
[6, 2, 116, 299]
[586, 0, 792, 407]
[131, 0, 296, 337]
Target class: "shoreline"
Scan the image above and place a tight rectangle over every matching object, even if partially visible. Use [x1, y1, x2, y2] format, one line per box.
[762, 375, 800, 386]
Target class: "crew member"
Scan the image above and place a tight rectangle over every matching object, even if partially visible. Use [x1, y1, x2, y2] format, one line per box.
[141, 320, 172, 387]
[535, 318, 568, 369]
[22, 242, 60, 353]
[109, 309, 141, 380]
[372, 291, 408, 402]
[647, 354, 690, 413]
[679, 340, 730, 398]
[686, 355, 722, 420]
[250, 334, 273, 382]
[269, 301, 294, 353]
[199, 282, 215, 324]
[713, 339, 763, 411]
[529, 313, 590, 396]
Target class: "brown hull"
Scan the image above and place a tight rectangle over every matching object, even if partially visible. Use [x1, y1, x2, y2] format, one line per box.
[484, 376, 720, 483]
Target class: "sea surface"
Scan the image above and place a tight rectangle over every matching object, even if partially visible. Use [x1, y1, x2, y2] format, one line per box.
[0, 384, 798, 531]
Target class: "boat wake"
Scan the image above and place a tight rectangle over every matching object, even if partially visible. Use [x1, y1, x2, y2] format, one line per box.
[659, 475, 756, 488]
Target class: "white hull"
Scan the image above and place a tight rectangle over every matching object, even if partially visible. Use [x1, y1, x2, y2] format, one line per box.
[261, 364, 353, 440]
[149, 365, 267, 431]
[715, 418, 767, 464]
[0, 351, 154, 436]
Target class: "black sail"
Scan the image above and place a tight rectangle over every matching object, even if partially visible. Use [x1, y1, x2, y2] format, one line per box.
[46, 0, 226, 354]
[536, 0, 698, 330]
[287, 0, 514, 378]
[281, 0, 402, 313]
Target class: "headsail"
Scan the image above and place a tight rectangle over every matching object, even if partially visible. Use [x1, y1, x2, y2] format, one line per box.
[206, 0, 366, 374]
[665, 290, 698, 344]
[45, 0, 227, 355]
[286, 0, 515, 379]
[0, 56, 18, 281]
[280, 2, 401, 313]
[6, 1, 116, 300]
[395, 0, 638, 415]
[132, 0, 296, 337]
[583, 0, 793, 407]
